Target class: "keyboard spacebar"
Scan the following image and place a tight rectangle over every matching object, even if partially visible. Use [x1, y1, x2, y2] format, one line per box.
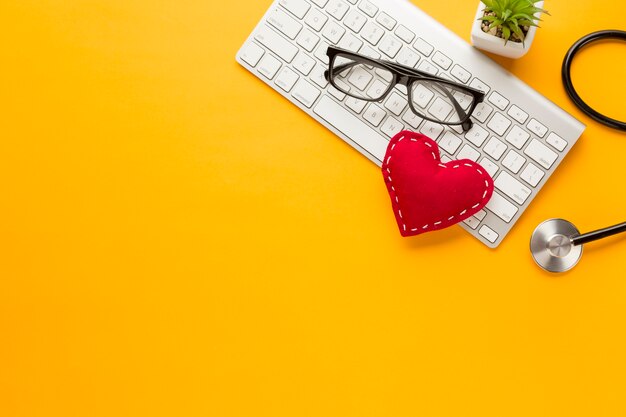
[314, 96, 388, 163]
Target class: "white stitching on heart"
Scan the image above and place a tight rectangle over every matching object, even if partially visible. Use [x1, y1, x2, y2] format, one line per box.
[384, 133, 492, 233]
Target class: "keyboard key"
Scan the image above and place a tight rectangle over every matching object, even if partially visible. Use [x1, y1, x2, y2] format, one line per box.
[255, 26, 299, 63]
[479, 225, 499, 243]
[258, 54, 282, 79]
[344, 10, 367, 33]
[412, 83, 434, 108]
[453, 91, 473, 111]
[487, 112, 512, 136]
[297, 29, 321, 53]
[240, 42, 265, 66]
[469, 78, 490, 94]
[432, 51, 452, 70]
[419, 121, 444, 140]
[384, 92, 408, 116]
[450, 124, 464, 135]
[314, 96, 388, 161]
[366, 79, 388, 98]
[484, 137, 507, 160]
[417, 60, 438, 76]
[464, 124, 489, 147]
[520, 162, 545, 187]
[311, 0, 328, 6]
[396, 48, 420, 67]
[359, 44, 381, 60]
[501, 150, 526, 174]
[414, 38, 434, 56]
[528, 118, 548, 137]
[347, 67, 373, 90]
[333, 76, 350, 92]
[457, 144, 480, 162]
[377, 68, 394, 82]
[495, 171, 531, 205]
[328, 85, 347, 100]
[275, 66, 299, 91]
[381, 116, 404, 137]
[546, 132, 568, 152]
[314, 41, 330, 63]
[376, 12, 397, 30]
[479, 157, 498, 177]
[402, 111, 424, 129]
[305, 8, 328, 32]
[291, 79, 321, 107]
[358, 0, 378, 17]
[361, 22, 385, 46]
[464, 216, 481, 230]
[322, 20, 346, 44]
[337, 32, 364, 52]
[475, 209, 487, 221]
[363, 103, 386, 127]
[485, 192, 518, 223]
[293, 52, 316, 75]
[428, 97, 453, 121]
[268, 8, 303, 39]
[326, 0, 349, 20]
[524, 139, 558, 169]
[279, 0, 310, 19]
[488, 91, 510, 110]
[346, 96, 367, 114]
[375, 67, 393, 82]
[439, 131, 463, 155]
[505, 125, 530, 149]
[379, 35, 403, 58]
[471, 102, 493, 123]
[395, 25, 416, 43]
[507, 105, 528, 124]
[450, 64, 471, 84]
[309, 65, 328, 88]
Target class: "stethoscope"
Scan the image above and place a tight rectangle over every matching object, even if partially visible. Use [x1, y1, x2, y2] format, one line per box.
[531, 219, 626, 272]
[530, 30, 626, 273]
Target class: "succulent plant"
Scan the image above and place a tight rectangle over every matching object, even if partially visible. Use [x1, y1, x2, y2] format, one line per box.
[480, 0, 548, 45]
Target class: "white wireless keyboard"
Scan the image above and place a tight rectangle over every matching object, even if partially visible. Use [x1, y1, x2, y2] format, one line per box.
[236, 0, 585, 248]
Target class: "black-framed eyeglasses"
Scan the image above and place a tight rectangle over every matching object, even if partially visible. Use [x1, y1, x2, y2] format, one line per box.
[324, 47, 485, 132]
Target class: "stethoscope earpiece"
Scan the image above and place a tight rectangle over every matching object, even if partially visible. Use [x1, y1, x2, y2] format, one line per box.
[530, 218, 626, 272]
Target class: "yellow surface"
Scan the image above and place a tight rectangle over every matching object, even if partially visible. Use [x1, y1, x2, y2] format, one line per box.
[2, 1, 626, 416]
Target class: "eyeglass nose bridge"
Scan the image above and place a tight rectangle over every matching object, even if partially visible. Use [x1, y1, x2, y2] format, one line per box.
[395, 74, 412, 87]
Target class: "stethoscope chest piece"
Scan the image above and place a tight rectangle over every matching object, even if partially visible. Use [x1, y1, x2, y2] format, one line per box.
[530, 219, 583, 273]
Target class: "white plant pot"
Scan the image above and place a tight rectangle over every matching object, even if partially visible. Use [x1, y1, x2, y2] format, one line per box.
[470, 1, 543, 59]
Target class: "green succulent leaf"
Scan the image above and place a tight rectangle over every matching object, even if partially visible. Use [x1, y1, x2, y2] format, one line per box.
[510, 13, 542, 22]
[510, 22, 525, 40]
[502, 26, 512, 44]
[479, 15, 500, 22]
[489, 19, 504, 29]
[518, 19, 539, 27]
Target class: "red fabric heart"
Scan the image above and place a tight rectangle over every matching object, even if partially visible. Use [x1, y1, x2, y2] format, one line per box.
[382, 131, 494, 237]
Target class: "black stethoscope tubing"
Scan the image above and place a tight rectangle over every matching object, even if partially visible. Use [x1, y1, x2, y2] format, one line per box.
[572, 221, 626, 246]
[562, 29, 626, 132]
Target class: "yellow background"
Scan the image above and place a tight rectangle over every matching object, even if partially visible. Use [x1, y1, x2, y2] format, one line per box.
[2, 0, 626, 416]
